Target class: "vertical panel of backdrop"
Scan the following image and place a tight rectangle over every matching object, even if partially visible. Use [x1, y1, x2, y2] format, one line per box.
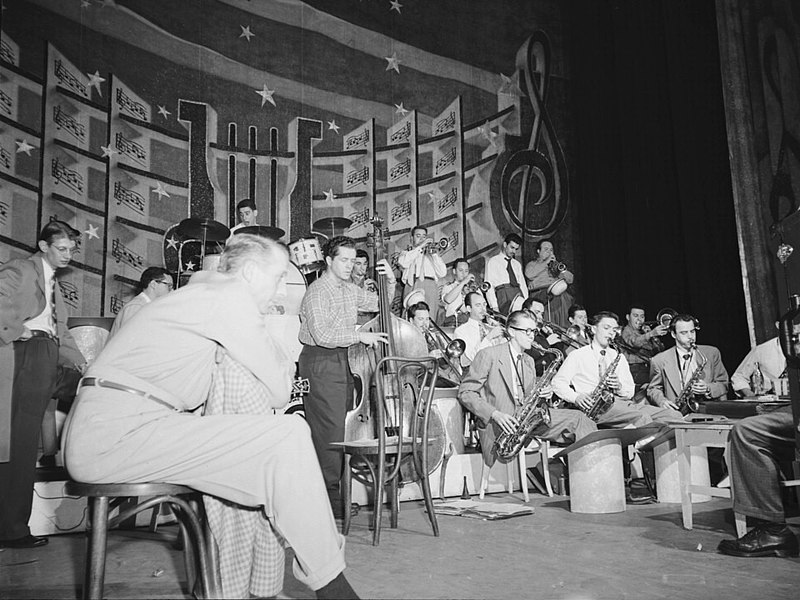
[568, 0, 749, 372]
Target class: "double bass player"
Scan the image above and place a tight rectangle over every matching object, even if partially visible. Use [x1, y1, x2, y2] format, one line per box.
[298, 236, 396, 519]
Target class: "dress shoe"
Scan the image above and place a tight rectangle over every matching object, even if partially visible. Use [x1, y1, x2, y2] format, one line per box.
[37, 454, 57, 468]
[717, 524, 799, 558]
[331, 502, 361, 520]
[0, 535, 49, 549]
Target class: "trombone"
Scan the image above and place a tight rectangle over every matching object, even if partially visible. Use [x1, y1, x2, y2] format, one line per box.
[537, 319, 587, 349]
[423, 321, 467, 381]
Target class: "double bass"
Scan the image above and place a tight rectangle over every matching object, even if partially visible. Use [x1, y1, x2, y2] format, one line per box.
[345, 217, 447, 478]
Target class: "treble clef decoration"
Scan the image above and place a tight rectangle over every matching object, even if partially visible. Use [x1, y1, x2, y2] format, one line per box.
[490, 31, 569, 241]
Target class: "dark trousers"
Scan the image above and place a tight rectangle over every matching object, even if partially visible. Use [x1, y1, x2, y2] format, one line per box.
[0, 337, 59, 540]
[729, 407, 796, 522]
[495, 284, 523, 315]
[299, 345, 354, 506]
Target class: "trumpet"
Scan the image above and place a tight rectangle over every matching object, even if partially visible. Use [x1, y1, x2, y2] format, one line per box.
[547, 259, 567, 278]
[423, 321, 467, 381]
[418, 238, 449, 254]
[464, 278, 491, 294]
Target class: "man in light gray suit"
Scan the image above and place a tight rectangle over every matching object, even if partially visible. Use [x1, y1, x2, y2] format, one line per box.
[458, 310, 596, 468]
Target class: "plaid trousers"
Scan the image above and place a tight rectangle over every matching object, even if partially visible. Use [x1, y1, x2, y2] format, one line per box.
[203, 350, 286, 598]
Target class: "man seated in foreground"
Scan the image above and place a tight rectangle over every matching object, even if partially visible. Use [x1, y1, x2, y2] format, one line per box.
[62, 235, 358, 599]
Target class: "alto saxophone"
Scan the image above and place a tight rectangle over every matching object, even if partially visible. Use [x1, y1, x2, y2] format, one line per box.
[675, 344, 708, 415]
[494, 344, 564, 460]
[583, 346, 622, 421]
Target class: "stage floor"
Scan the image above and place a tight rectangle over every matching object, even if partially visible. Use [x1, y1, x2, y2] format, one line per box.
[1, 494, 797, 599]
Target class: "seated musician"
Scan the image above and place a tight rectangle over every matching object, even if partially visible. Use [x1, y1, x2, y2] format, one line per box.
[63, 235, 359, 599]
[109, 266, 173, 337]
[458, 310, 596, 469]
[619, 304, 667, 400]
[453, 291, 505, 370]
[407, 299, 462, 385]
[717, 407, 799, 558]
[440, 257, 481, 327]
[229, 198, 259, 233]
[647, 314, 729, 412]
[551, 311, 651, 428]
[407, 300, 441, 358]
[524, 240, 574, 327]
[731, 323, 786, 397]
[561, 304, 590, 355]
[521, 297, 558, 376]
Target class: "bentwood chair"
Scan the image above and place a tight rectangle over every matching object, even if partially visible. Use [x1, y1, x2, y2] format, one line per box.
[335, 356, 439, 546]
[65, 481, 219, 599]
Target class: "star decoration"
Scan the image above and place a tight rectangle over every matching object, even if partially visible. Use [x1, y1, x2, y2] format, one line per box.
[239, 25, 255, 41]
[477, 121, 498, 146]
[166, 236, 179, 250]
[157, 105, 171, 119]
[327, 120, 340, 134]
[499, 73, 525, 97]
[87, 71, 105, 96]
[394, 102, 409, 117]
[184, 261, 196, 272]
[153, 182, 170, 199]
[390, 0, 402, 14]
[84, 224, 99, 240]
[384, 52, 401, 74]
[255, 83, 276, 107]
[324, 189, 336, 202]
[15, 139, 35, 155]
[100, 144, 118, 158]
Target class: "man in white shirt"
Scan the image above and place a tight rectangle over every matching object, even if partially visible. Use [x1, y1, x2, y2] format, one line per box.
[230, 198, 259, 233]
[109, 267, 173, 337]
[551, 311, 650, 428]
[731, 330, 787, 397]
[454, 292, 505, 369]
[484, 233, 527, 315]
[440, 257, 481, 327]
[397, 226, 447, 320]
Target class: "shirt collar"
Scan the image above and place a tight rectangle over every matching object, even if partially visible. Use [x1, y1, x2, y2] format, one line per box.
[40, 256, 55, 284]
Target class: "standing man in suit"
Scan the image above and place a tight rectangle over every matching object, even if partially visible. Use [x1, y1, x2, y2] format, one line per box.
[458, 310, 596, 468]
[647, 314, 729, 412]
[0, 220, 86, 548]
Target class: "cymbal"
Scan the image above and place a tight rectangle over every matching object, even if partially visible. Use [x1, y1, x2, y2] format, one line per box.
[312, 217, 352, 238]
[177, 217, 230, 242]
[235, 225, 285, 240]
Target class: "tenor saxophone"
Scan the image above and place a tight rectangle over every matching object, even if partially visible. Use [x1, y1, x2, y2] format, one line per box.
[675, 344, 708, 415]
[494, 344, 564, 460]
[583, 346, 622, 421]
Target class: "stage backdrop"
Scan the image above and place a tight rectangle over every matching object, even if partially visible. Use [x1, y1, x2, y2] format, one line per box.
[0, 0, 577, 318]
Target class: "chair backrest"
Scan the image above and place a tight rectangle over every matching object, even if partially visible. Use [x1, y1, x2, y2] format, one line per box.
[373, 356, 439, 481]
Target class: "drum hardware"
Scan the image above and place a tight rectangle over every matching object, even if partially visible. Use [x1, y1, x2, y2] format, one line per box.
[312, 216, 353, 240]
[235, 225, 285, 240]
[175, 218, 230, 278]
[288, 238, 326, 282]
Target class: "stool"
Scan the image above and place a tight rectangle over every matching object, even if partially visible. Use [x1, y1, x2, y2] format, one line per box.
[478, 439, 553, 502]
[65, 481, 217, 600]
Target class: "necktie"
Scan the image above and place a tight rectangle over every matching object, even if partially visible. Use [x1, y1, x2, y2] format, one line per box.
[506, 258, 519, 288]
[50, 276, 58, 335]
[599, 349, 607, 377]
[516, 354, 524, 391]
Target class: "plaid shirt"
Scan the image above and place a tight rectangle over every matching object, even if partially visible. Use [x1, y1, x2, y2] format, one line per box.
[203, 350, 285, 598]
[298, 271, 378, 347]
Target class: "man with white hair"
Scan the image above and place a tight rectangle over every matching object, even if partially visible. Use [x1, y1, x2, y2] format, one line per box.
[63, 234, 358, 599]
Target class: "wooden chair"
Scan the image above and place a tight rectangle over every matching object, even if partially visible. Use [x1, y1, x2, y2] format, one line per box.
[64, 481, 218, 600]
[478, 438, 554, 502]
[336, 356, 439, 546]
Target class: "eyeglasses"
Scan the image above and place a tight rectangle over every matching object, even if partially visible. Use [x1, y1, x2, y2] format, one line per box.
[156, 280, 174, 290]
[51, 245, 77, 255]
[509, 326, 537, 336]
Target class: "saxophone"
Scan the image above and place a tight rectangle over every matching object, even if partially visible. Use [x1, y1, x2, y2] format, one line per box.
[494, 343, 564, 460]
[675, 344, 708, 415]
[583, 345, 622, 421]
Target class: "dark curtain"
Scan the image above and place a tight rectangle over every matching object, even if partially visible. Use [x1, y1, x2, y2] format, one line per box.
[567, 0, 750, 372]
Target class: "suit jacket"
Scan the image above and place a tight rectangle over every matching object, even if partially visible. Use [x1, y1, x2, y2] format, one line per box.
[0, 253, 84, 462]
[458, 341, 537, 466]
[646, 344, 728, 407]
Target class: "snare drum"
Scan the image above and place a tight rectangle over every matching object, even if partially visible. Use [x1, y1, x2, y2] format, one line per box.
[289, 238, 325, 274]
[202, 251, 222, 272]
[547, 277, 568, 297]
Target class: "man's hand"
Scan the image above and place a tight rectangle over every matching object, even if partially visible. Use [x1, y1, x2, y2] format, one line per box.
[374, 259, 396, 283]
[661, 399, 679, 411]
[358, 331, 389, 348]
[491, 410, 519, 435]
[487, 326, 506, 341]
[605, 372, 621, 392]
[649, 323, 669, 338]
[691, 380, 710, 397]
[537, 385, 553, 400]
[571, 393, 594, 412]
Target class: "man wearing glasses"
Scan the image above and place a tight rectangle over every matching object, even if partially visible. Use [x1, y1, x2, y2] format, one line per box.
[109, 267, 174, 337]
[0, 220, 86, 549]
[458, 310, 596, 468]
